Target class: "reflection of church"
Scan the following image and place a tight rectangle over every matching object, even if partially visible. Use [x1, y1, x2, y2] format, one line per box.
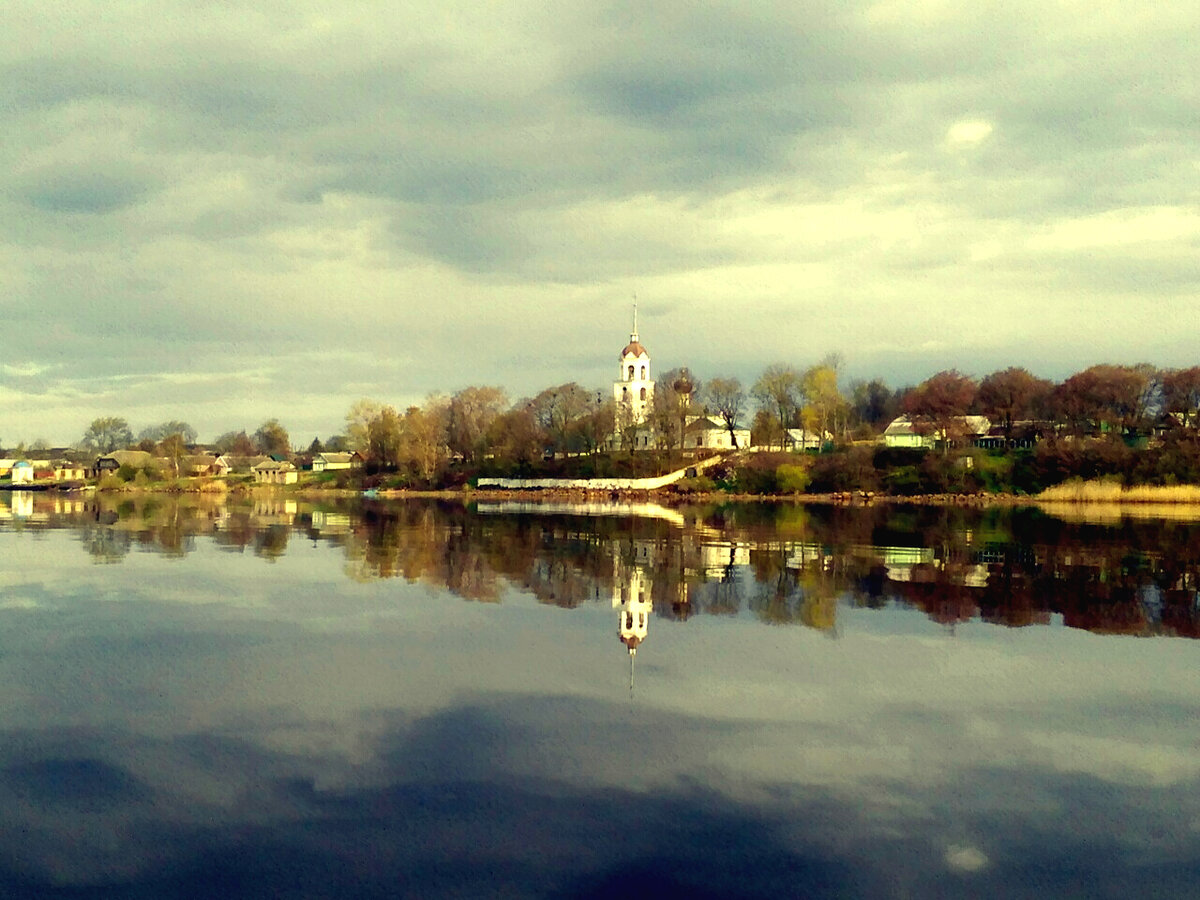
[614, 563, 652, 656]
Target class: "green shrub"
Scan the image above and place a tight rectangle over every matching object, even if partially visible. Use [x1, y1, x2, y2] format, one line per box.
[776, 463, 810, 494]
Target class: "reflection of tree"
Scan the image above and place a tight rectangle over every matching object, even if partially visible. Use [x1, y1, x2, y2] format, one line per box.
[254, 524, 289, 562]
[78, 523, 132, 564]
[41, 496, 1200, 640]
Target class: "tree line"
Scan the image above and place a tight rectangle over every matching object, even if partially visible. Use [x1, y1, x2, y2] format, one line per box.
[53, 360, 1200, 489]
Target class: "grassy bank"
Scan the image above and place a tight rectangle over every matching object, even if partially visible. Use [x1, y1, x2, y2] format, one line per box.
[1036, 480, 1200, 503]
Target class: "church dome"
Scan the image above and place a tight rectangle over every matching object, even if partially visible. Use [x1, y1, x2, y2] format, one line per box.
[620, 340, 648, 359]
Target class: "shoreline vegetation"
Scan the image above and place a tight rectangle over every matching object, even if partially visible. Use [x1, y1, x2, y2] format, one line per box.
[13, 473, 1200, 511]
[8, 361, 1200, 509]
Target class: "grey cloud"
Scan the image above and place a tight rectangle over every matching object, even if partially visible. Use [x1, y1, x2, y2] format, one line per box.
[10, 162, 160, 214]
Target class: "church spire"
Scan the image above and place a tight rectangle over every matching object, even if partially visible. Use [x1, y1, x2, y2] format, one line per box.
[631, 293, 639, 342]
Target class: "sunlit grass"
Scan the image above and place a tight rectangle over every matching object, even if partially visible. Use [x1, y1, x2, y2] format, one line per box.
[1036, 480, 1200, 520]
[1037, 480, 1200, 503]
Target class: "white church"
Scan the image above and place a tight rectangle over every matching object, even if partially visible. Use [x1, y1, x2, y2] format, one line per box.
[609, 309, 748, 451]
[610, 309, 657, 449]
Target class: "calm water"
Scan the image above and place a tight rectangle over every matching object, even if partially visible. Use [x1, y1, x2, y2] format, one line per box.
[2, 491, 1198, 898]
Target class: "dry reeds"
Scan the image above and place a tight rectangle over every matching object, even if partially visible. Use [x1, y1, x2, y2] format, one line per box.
[1037, 479, 1200, 504]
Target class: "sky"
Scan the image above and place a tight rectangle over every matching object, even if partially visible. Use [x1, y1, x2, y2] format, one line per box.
[2, 1, 1197, 446]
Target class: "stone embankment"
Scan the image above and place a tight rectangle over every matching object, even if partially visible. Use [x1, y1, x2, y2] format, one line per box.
[475, 454, 725, 493]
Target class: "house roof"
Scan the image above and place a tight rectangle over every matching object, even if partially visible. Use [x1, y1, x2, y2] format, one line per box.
[883, 415, 991, 437]
[253, 459, 296, 472]
[684, 416, 725, 432]
[316, 452, 355, 464]
[619, 340, 648, 359]
[96, 450, 154, 467]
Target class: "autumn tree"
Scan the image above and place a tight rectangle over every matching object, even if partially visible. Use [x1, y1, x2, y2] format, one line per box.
[902, 370, 977, 448]
[158, 432, 187, 478]
[345, 399, 382, 453]
[752, 364, 804, 449]
[528, 383, 595, 455]
[1161, 366, 1200, 428]
[81, 417, 133, 453]
[398, 401, 449, 483]
[254, 419, 290, 456]
[704, 377, 746, 449]
[139, 421, 197, 445]
[367, 405, 403, 466]
[214, 430, 256, 455]
[1052, 364, 1158, 437]
[488, 406, 543, 469]
[447, 386, 507, 464]
[577, 396, 617, 456]
[651, 367, 699, 456]
[801, 361, 847, 440]
[977, 367, 1054, 437]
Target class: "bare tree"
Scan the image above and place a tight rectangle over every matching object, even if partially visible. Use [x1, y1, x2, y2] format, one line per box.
[704, 377, 745, 449]
[447, 386, 507, 464]
[81, 417, 133, 453]
[752, 364, 804, 450]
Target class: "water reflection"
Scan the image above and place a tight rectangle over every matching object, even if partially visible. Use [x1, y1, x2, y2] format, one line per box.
[3, 491, 1199, 640]
[2, 492, 1200, 897]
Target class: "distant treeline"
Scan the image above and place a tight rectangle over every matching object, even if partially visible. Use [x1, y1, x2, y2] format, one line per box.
[9, 361, 1198, 496]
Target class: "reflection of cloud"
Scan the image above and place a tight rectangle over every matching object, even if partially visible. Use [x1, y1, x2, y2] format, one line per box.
[944, 843, 989, 872]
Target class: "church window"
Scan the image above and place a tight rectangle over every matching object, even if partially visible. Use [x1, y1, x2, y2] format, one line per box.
[628, 365, 635, 379]
[640, 387, 647, 401]
[640, 365, 646, 379]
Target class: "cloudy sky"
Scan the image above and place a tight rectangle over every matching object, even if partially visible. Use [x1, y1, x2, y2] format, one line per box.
[2, 1, 1197, 445]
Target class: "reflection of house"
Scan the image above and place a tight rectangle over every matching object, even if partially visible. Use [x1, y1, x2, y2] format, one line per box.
[252, 459, 298, 485]
[682, 416, 749, 451]
[695, 541, 751, 577]
[311, 510, 352, 534]
[312, 452, 364, 473]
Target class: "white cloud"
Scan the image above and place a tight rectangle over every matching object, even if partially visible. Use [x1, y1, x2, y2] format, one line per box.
[946, 120, 994, 147]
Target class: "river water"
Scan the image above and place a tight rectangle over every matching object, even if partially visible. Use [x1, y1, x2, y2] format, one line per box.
[1, 492, 1198, 898]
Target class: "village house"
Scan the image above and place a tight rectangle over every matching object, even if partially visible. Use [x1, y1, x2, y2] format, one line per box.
[10, 460, 34, 485]
[312, 451, 364, 473]
[785, 428, 831, 452]
[252, 459, 298, 485]
[682, 416, 750, 451]
[882, 415, 992, 450]
[52, 461, 88, 481]
[91, 449, 155, 478]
